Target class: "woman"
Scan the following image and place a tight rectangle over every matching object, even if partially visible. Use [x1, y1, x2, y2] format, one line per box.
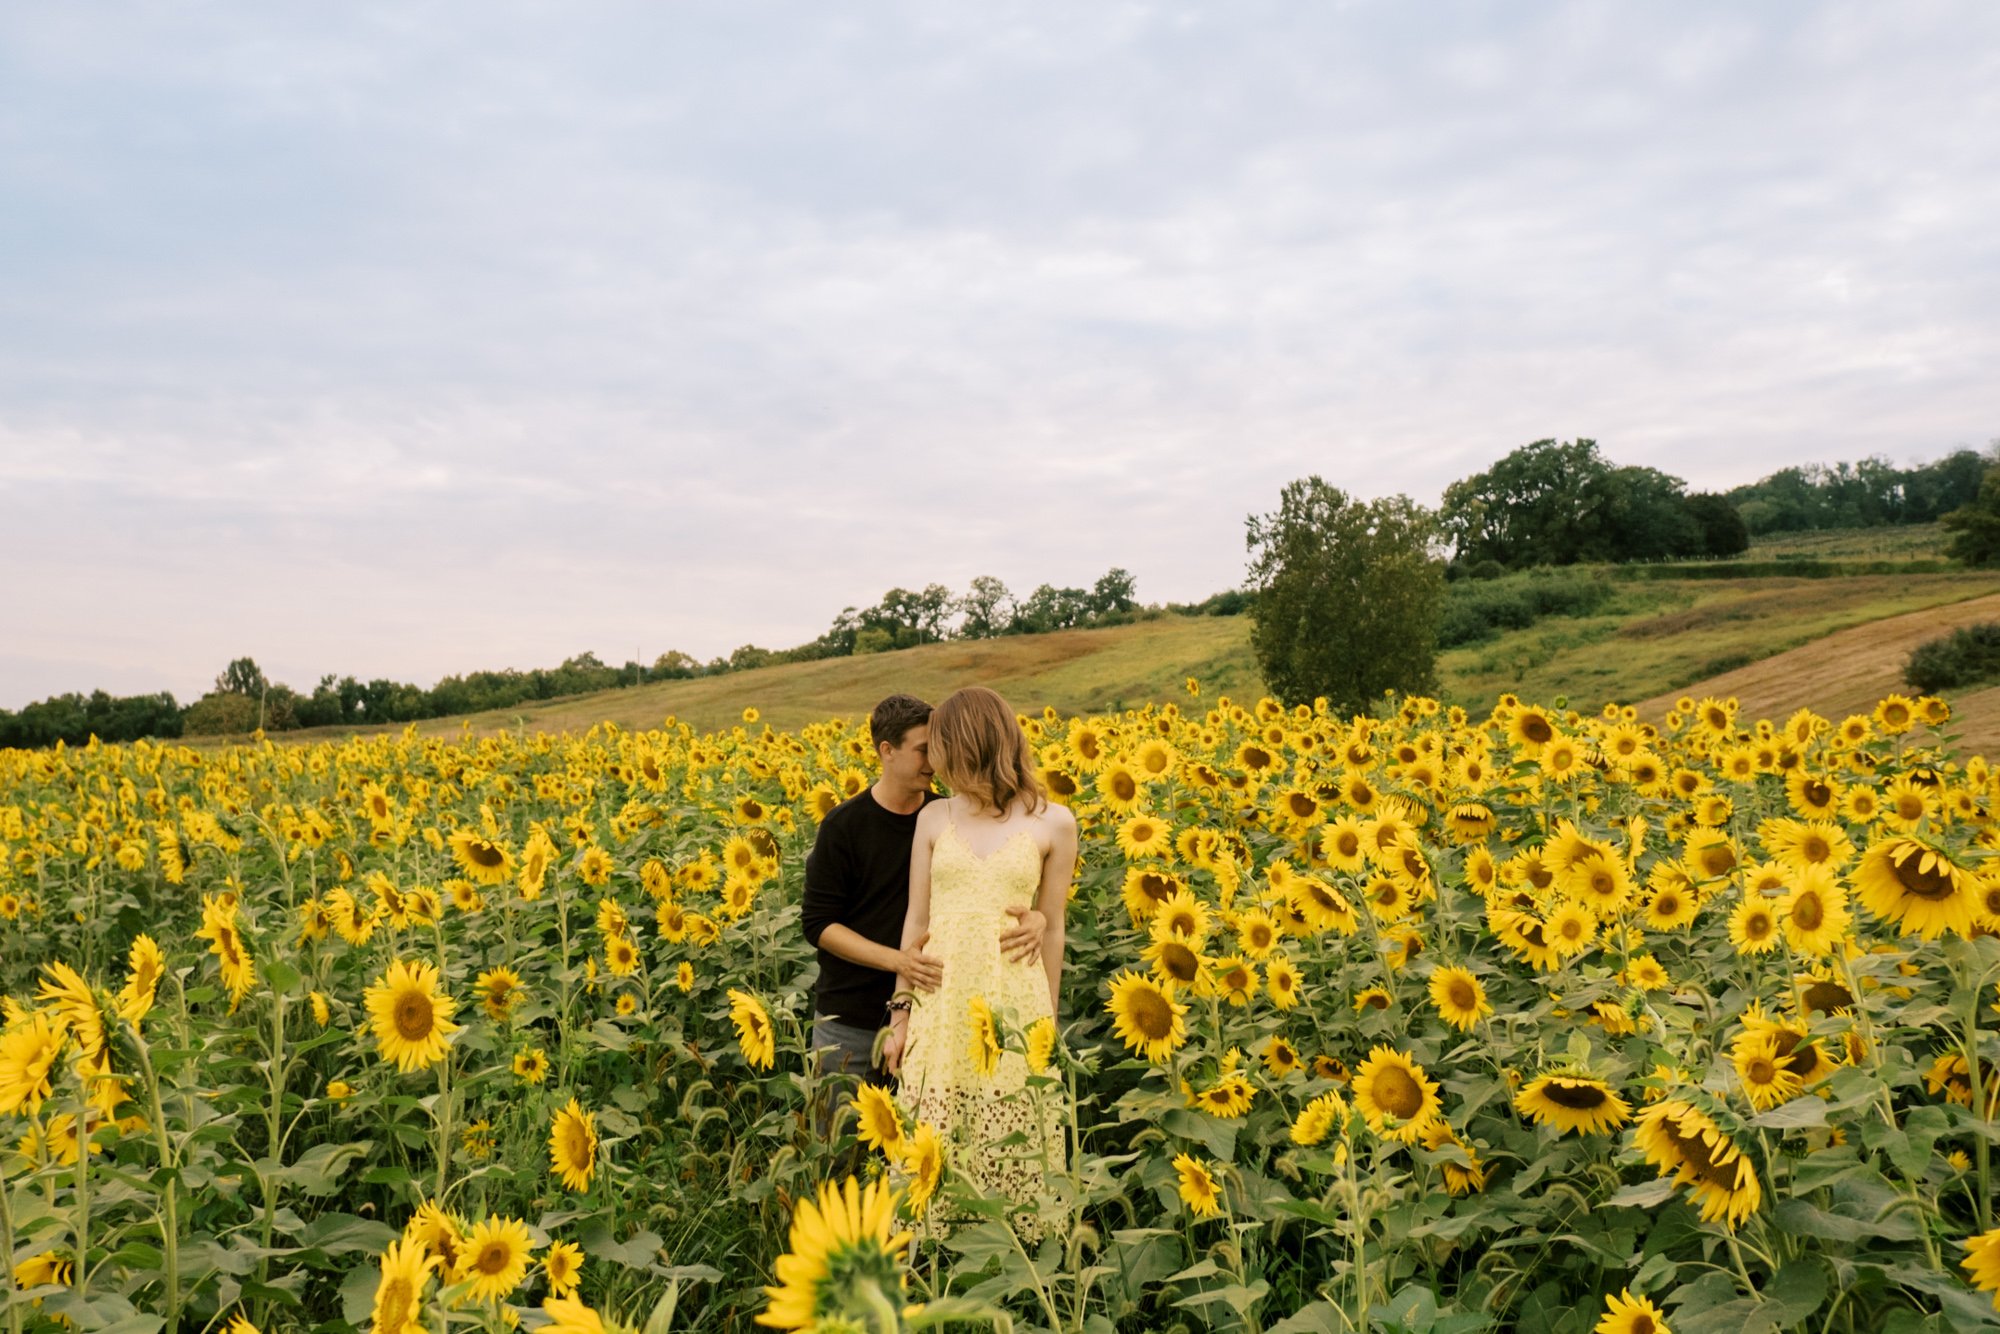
[883, 685, 1077, 1244]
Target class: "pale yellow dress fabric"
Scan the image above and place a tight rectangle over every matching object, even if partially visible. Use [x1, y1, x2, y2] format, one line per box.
[898, 813, 1069, 1244]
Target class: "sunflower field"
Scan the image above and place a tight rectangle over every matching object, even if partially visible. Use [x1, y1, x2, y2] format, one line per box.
[3, 685, 2000, 1334]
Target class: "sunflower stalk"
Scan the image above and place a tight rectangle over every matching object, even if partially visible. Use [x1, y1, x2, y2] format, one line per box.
[130, 1029, 181, 1328]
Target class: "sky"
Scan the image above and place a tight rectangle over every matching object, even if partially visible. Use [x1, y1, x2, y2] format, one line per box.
[3, 1, 1998, 708]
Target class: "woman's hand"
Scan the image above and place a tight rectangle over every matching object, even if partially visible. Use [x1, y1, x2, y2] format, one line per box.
[882, 1017, 909, 1075]
[1000, 905, 1047, 964]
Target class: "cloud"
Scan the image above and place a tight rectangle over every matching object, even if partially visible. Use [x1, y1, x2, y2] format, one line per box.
[2, 1, 1997, 706]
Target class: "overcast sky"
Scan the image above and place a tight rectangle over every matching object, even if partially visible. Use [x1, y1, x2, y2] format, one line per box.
[4, 2, 1997, 708]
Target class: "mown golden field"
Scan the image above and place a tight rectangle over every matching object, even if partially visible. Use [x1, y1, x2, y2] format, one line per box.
[4, 687, 2000, 1334]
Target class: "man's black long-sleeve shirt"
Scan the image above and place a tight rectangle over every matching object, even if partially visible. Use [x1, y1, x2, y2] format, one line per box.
[800, 788, 939, 1027]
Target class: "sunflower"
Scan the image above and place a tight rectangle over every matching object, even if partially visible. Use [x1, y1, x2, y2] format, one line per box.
[1233, 907, 1282, 959]
[1262, 1034, 1302, 1077]
[196, 895, 256, 1012]
[1564, 852, 1635, 914]
[1352, 1046, 1442, 1144]
[370, 1238, 439, 1334]
[1778, 864, 1852, 955]
[1120, 867, 1185, 924]
[0, 1013, 67, 1116]
[548, 1098, 598, 1192]
[1265, 953, 1303, 1009]
[1427, 966, 1491, 1031]
[476, 967, 524, 1022]
[1026, 1016, 1057, 1073]
[1545, 902, 1597, 957]
[1760, 817, 1854, 873]
[1595, 1289, 1673, 1334]
[604, 934, 640, 977]
[1191, 1071, 1255, 1119]
[454, 1215, 533, 1301]
[513, 1048, 549, 1085]
[1115, 813, 1173, 861]
[1874, 693, 1917, 734]
[1508, 707, 1559, 756]
[1152, 888, 1211, 946]
[1131, 738, 1177, 781]
[1142, 935, 1208, 993]
[1417, 1117, 1488, 1195]
[1733, 1033, 1804, 1111]
[1172, 1152, 1222, 1218]
[1964, 1226, 2000, 1308]
[852, 1084, 905, 1154]
[448, 829, 514, 885]
[577, 846, 615, 887]
[543, 1239, 584, 1298]
[117, 934, 163, 1024]
[1514, 1074, 1631, 1136]
[757, 1176, 913, 1330]
[898, 1122, 944, 1213]
[1727, 896, 1781, 955]
[728, 989, 776, 1070]
[364, 959, 460, 1074]
[965, 997, 1002, 1078]
[1290, 1090, 1349, 1146]
[38, 962, 107, 1063]
[1211, 957, 1259, 1007]
[1320, 815, 1368, 870]
[1854, 836, 1980, 939]
[1642, 881, 1700, 933]
[1094, 763, 1144, 813]
[1106, 971, 1188, 1063]
[1634, 1098, 1762, 1229]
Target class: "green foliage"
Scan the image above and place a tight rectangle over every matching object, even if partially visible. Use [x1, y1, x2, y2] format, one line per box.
[1942, 465, 2000, 568]
[1439, 439, 1708, 569]
[1438, 572, 1616, 648]
[1729, 448, 1989, 535]
[0, 689, 185, 748]
[1905, 622, 2000, 692]
[1245, 476, 1444, 712]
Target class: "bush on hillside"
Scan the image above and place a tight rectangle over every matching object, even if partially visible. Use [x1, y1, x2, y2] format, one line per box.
[1438, 572, 1616, 648]
[1904, 622, 2000, 693]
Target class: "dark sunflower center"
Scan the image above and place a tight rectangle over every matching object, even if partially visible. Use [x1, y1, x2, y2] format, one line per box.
[1804, 781, 1831, 806]
[1446, 979, 1477, 1010]
[1744, 1057, 1777, 1085]
[1802, 980, 1853, 1013]
[1521, 716, 1554, 744]
[465, 840, 504, 868]
[1791, 893, 1824, 930]
[1542, 1080, 1608, 1110]
[1161, 945, 1199, 982]
[474, 1242, 510, 1275]
[394, 992, 434, 1040]
[1129, 988, 1174, 1039]
[1892, 849, 1957, 900]
[1374, 1066, 1423, 1117]
[1113, 774, 1137, 801]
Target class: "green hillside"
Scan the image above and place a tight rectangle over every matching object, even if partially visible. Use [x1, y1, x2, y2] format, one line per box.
[259, 545, 2000, 749]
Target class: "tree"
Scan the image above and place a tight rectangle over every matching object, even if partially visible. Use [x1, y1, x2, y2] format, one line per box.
[1090, 568, 1138, 616]
[1942, 464, 2000, 567]
[651, 650, 700, 679]
[956, 577, 1013, 639]
[1246, 477, 1445, 714]
[1012, 584, 1091, 634]
[1683, 493, 1750, 557]
[215, 657, 268, 696]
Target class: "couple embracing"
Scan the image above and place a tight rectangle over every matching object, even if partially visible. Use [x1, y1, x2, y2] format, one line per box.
[800, 687, 1077, 1241]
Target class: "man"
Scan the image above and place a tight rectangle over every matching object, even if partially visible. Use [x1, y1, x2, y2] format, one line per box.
[801, 693, 1045, 1097]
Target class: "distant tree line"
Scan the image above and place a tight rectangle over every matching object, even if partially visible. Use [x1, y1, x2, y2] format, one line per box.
[1724, 449, 1988, 535]
[2, 569, 1255, 748]
[1439, 437, 1994, 575]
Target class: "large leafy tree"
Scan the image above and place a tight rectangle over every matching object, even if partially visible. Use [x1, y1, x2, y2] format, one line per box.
[1245, 477, 1445, 714]
[1440, 438, 1704, 568]
[1942, 464, 2000, 567]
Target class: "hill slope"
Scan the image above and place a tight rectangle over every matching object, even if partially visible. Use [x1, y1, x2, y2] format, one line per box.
[262, 564, 2000, 754]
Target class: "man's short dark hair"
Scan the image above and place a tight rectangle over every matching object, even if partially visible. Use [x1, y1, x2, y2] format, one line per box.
[870, 694, 933, 752]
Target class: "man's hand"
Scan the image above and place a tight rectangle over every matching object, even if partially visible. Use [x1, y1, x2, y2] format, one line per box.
[900, 932, 943, 992]
[1000, 906, 1047, 964]
[882, 1022, 908, 1075]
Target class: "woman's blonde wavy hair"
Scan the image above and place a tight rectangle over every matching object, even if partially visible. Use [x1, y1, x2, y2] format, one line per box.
[929, 686, 1047, 816]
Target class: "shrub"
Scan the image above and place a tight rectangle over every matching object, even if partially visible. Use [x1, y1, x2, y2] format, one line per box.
[1437, 572, 1616, 648]
[1905, 622, 2000, 692]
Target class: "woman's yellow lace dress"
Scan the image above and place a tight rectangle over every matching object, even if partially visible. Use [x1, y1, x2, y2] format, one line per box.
[898, 815, 1068, 1244]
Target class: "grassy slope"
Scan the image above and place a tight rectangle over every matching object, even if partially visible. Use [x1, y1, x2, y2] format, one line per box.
[262, 527, 2000, 750]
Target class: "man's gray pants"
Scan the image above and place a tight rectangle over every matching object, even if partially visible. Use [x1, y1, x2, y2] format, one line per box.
[810, 1014, 889, 1140]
